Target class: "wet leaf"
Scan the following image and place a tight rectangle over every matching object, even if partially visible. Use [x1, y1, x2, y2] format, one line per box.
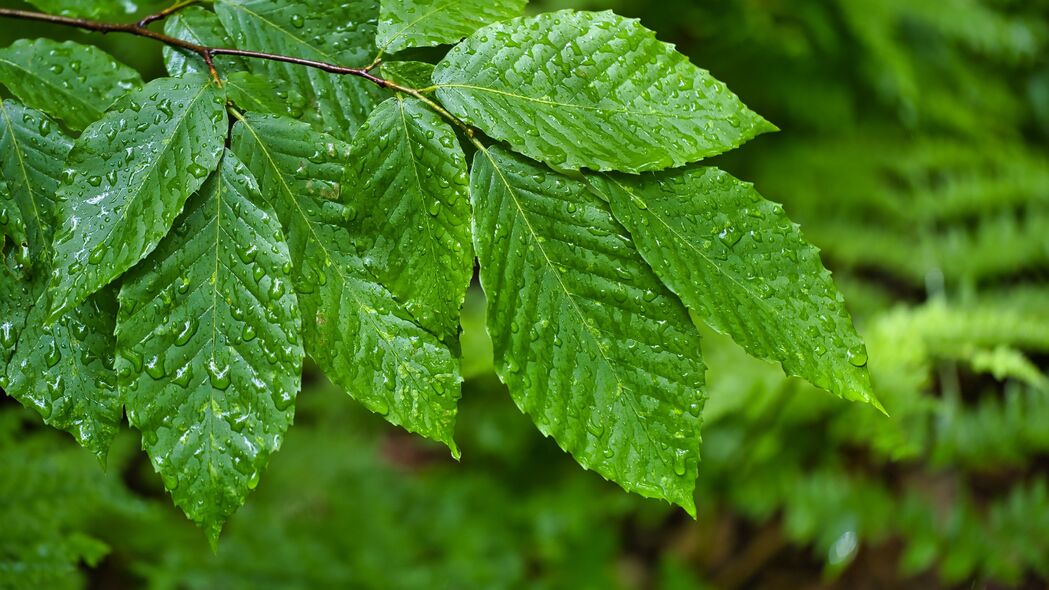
[378, 0, 527, 54]
[347, 96, 473, 340]
[231, 113, 461, 453]
[590, 168, 880, 409]
[472, 146, 706, 512]
[0, 39, 143, 131]
[434, 10, 776, 173]
[215, 0, 384, 140]
[117, 152, 302, 544]
[163, 6, 249, 78]
[47, 75, 227, 319]
[5, 287, 120, 462]
[0, 101, 72, 269]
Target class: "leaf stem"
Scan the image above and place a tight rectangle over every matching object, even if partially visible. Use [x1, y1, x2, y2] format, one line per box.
[0, 6, 477, 136]
[137, 0, 201, 28]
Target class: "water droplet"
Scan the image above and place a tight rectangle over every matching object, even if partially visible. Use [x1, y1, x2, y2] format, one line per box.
[718, 225, 742, 247]
[847, 345, 868, 367]
[673, 448, 688, 476]
[145, 355, 166, 380]
[188, 163, 209, 179]
[687, 401, 701, 417]
[174, 319, 198, 346]
[236, 244, 258, 264]
[88, 242, 108, 264]
[44, 338, 61, 367]
[586, 417, 604, 437]
[207, 358, 231, 390]
[173, 365, 193, 388]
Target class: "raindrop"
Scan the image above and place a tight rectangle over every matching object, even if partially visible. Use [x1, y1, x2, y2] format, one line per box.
[207, 358, 231, 391]
[847, 345, 868, 367]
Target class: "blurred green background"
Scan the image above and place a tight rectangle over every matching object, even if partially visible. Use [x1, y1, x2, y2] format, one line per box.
[2, 0, 1049, 588]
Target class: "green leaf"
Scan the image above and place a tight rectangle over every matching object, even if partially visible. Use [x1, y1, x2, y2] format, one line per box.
[434, 10, 775, 173]
[47, 75, 227, 320]
[230, 113, 461, 453]
[347, 96, 473, 340]
[5, 288, 121, 462]
[163, 6, 248, 78]
[215, 0, 384, 140]
[471, 146, 706, 511]
[377, 0, 527, 54]
[0, 102, 122, 462]
[0, 101, 73, 268]
[225, 71, 313, 119]
[116, 152, 302, 543]
[379, 60, 436, 89]
[588, 168, 880, 409]
[0, 39, 143, 132]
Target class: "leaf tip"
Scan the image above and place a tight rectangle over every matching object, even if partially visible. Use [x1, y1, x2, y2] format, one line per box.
[681, 498, 698, 520]
[869, 394, 889, 418]
[92, 447, 110, 471]
[204, 522, 224, 553]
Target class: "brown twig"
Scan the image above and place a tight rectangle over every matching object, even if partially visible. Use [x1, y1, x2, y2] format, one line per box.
[0, 5, 474, 135]
[136, 0, 200, 28]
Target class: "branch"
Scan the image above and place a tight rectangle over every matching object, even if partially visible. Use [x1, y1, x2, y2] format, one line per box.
[137, 0, 201, 28]
[0, 5, 445, 111]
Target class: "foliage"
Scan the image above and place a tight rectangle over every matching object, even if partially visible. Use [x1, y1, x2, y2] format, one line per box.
[0, 408, 146, 590]
[1, 0, 1047, 587]
[603, 0, 1049, 584]
[0, 0, 878, 546]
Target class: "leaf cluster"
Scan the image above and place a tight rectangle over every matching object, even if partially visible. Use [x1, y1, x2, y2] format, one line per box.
[0, 0, 878, 541]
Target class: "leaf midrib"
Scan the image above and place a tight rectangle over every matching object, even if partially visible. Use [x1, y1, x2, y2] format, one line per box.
[237, 117, 448, 432]
[396, 98, 442, 304]
[0, 56, 101, 125]
[0, 101, 48, 253]
[602, 175, 775, 319]
[68, 81, 215, 273]
[205, 166, 226, 489]
[437, 83, 688, 120]
[482, 148, 667, 467]
[380, 0, 456, 52]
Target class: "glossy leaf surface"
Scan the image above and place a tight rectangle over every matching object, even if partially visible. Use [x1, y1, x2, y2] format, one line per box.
[377, 0, 527, 54]
[471, 146, 706, 511]
[231, 113, 461, 452]
[5, 289, 120, 462]
[379, 60, 435, 89]
[0, 180, 27, 250]
[0, 103, 120, 461]
[589, 168, 879, 408]
[435, 10, 775, 173]
[163, 6, 249, 78]
[117, 153, 302, 543]
[22, 0, 158, 19]
[215, 0, 384, 140]
[0, 39, 142, 131]
[348, 96, 473, 340]
[47, 75, 227, 319]
[0, 101, 72, 267]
